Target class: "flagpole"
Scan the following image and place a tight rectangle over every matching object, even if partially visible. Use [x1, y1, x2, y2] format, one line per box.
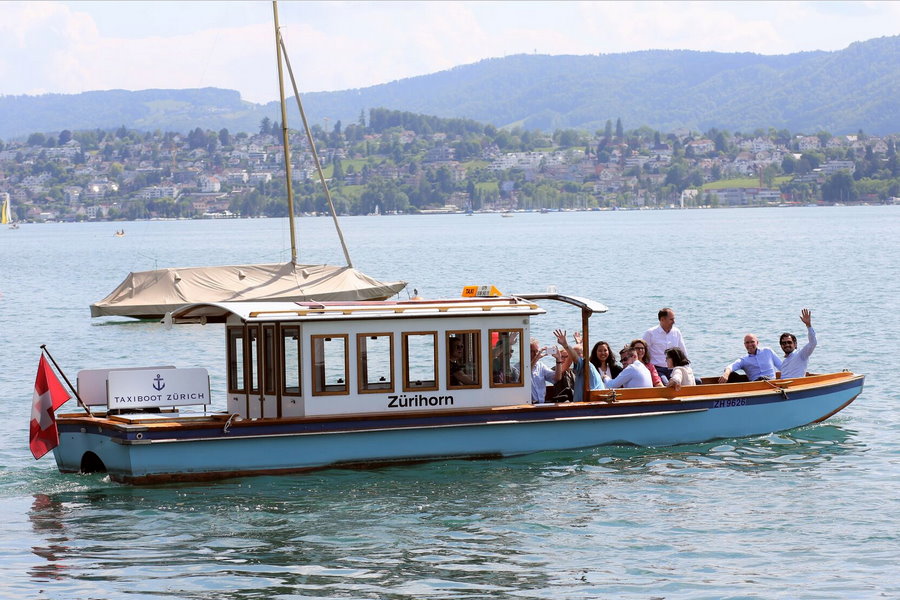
[40, 345, 92, 417]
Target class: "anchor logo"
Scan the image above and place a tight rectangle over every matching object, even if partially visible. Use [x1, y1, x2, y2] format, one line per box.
[152, 374, 166, 391]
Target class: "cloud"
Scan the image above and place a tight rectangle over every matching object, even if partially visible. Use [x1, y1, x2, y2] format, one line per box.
[0, 3, 99, 95]
[3, 1, 899, 104]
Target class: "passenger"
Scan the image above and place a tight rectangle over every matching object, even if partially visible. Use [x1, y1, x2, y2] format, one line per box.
[629, 339, 665, 387]
[546, 345, 575, 402]
[779, 308, 817, 379]
[554, 329, 604, 402]
[449, 338, 476, 386]
[530, 339, 560, 404]
[491, 332, 520, 384]
[664, 347, 695, 391]
[603, 346, 653, 389]
[718, 334, 782, 382]
[642, 307, 688, 382]
[589, 340, 622, 380]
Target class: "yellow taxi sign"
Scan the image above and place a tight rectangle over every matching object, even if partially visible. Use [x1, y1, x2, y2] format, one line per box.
[462, 285, 503, 298]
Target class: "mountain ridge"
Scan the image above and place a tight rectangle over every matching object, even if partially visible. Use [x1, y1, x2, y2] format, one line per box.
[2, 35, 897, 139]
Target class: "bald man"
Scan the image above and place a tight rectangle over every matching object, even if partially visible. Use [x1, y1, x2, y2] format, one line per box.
[718, 334, 783, 383]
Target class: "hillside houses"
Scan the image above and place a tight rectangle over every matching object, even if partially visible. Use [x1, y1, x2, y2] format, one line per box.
[0, 120, 897, 221]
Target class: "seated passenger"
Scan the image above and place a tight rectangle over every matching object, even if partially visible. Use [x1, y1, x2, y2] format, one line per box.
[779, 308, 817, 379]
[630, 339, 665, 387]
[664, 347, 695, 391]
[603, 346, 654, 389]
[491, 333, 520, 384]
[590, 341, 622, 380]
[449, 338, 476, 386]
[718, 334, 782, 382]
[546, 346, 575, 402]
[554, 329, 604, 401]
[530, 339, 561, 404]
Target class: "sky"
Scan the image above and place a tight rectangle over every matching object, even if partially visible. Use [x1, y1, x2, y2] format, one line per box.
[2, 1, 899, 104]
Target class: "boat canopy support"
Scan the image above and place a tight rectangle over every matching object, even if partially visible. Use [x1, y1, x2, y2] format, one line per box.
[514, 292, 608, 402]
[513, 293, 607, 316]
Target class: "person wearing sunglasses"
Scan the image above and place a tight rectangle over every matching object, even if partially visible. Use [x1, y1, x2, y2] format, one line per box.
[778, 308, 817, 379]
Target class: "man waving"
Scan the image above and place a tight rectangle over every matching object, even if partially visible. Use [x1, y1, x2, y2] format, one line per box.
[779, 309, 817, 379]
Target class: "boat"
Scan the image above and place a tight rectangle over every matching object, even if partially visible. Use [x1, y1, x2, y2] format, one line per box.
[91, 263, 407, 319]
[49, 289, 864, 484]
[114, 229, 125, 237]
[2, 195, 17, 228]
[90, 2, 405, 319]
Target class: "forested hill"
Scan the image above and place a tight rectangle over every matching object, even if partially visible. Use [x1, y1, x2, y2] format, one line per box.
[301, 36, 899, 135]
[2, 35, 898, 139]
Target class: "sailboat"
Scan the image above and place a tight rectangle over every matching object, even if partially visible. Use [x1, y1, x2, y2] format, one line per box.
[91, 3, 406, 319]
[1, 195, 17, 228]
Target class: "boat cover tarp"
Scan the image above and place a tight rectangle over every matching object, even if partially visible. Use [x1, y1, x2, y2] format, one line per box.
[90, 262, 407, 318]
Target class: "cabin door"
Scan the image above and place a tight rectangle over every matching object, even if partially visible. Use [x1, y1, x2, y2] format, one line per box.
[247, 324, 280, 419]
[280, 325, 303, 417]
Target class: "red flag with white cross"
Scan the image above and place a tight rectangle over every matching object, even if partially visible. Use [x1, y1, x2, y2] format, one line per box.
[30, 355, 71, 460]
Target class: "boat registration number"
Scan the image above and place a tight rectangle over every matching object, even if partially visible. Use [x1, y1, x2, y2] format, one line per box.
[713, 398, 748, 408]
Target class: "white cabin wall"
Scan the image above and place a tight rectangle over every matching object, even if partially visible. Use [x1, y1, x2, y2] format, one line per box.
[299, 315, 532, 417]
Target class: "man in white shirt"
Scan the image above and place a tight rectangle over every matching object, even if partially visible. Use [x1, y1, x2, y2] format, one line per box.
[603, 347, 653, 389]
[779, 309, 817, 379]
[642, 307, 687, 381]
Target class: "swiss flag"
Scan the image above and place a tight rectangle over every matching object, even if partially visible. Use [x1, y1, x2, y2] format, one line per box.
[30, 355, 71, 460]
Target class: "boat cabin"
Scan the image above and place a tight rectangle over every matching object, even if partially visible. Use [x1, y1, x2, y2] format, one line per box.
[170, 296, 580, 419]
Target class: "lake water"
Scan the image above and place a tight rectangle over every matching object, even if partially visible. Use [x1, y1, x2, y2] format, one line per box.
[1, 207, 898, 599]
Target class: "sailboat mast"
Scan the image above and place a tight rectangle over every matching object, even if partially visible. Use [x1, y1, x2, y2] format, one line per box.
[273, 1, 298, 264]
[277, 38, 354, 269]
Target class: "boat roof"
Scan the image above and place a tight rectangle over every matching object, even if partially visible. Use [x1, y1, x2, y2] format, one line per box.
[170, 295, 562, 324]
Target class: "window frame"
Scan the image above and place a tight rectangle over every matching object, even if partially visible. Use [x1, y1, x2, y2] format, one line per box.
[247, 325, 261, 395]
[280, 325, 302, 397]
[488, 328, 525, 389]
[227, 326, 246, 394]
[357, 332, 395, 394]
[446, 330, 481, 390]
[310, 334, 350, 396]
[402, 331, 439, 392]
[262, 324, 278, 396]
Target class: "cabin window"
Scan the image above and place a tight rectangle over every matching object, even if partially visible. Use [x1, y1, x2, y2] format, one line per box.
[263, 325, 277, 395]
[447, 330, 480, 389]
[403, 332, 438, 391]
[489, 329, 523, 388]
[227, 327, 245, 392]
[281, 326, 301, 395]
[248, 326, 260, 394]
[311, 335, 349, 395]
[358, 333, 394, 393]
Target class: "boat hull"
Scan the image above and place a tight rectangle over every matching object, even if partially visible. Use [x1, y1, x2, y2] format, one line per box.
[53, 373, 863, 484]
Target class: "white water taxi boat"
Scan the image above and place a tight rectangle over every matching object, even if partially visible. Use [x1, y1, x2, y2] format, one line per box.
[52, 290, 864, 484]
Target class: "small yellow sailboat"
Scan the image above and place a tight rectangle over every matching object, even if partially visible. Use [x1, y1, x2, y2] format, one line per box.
[1, 195, 14, 227]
